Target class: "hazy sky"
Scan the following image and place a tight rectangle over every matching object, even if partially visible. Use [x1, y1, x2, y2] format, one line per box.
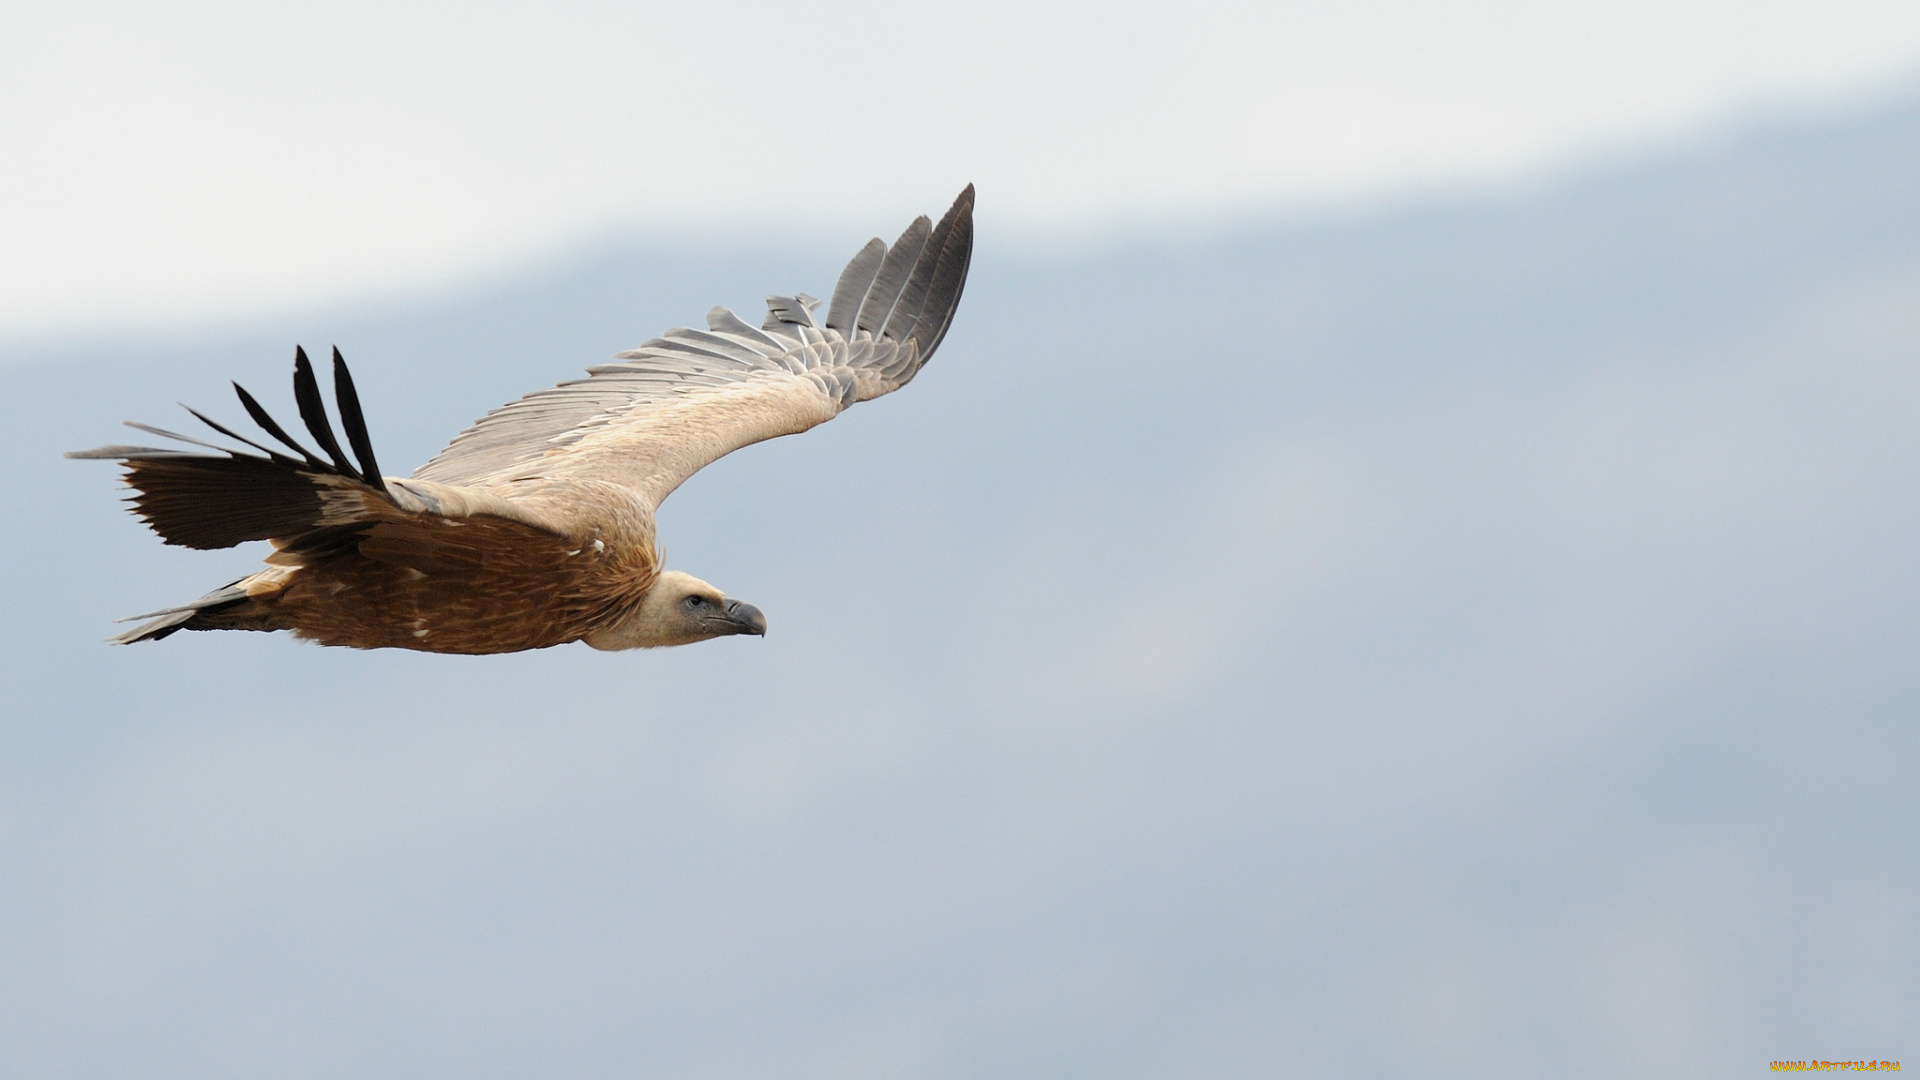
[5, 0, 1920, 339]
[6, 94, 1918, 1075]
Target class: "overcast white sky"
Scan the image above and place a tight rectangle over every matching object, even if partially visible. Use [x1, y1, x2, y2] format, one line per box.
[4, 0, 1919, 341]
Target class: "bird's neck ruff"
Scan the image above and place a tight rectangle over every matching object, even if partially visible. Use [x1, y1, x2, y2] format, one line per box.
[584, 570, 715, 650]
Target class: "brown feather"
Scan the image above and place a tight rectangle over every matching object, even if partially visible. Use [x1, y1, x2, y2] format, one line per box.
[239, 505, 659, 654]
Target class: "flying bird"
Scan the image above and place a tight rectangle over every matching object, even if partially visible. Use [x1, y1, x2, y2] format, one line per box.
[71, 186, 974, 653]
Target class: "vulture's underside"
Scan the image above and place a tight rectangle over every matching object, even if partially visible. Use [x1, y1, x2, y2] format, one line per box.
[70, 186, 975, 653]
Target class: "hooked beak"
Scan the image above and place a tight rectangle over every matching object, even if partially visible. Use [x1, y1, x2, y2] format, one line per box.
[719, 598, 766, 637]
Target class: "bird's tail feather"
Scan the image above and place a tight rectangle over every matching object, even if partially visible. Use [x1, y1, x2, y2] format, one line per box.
[110, 580, 258, 644]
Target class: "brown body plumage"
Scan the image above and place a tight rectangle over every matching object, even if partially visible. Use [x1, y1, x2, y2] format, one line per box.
[72, 187, 974, 652]
[241, 485, 658, 653]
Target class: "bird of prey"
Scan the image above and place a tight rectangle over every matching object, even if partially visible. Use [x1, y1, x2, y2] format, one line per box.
[71, 187, 974, 653]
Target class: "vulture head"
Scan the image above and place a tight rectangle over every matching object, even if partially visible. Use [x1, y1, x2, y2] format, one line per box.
[583, 570, 767, 651]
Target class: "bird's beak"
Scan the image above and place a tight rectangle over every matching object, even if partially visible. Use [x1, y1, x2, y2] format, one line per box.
[719, 598, 767, 637]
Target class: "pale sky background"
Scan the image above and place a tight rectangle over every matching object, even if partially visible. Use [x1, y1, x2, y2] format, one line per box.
[7, 5, 1920, 1074]
[4, 0, 1920, 341]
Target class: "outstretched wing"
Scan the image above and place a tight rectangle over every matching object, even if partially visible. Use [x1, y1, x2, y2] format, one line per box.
[69, 346, 568, 553]
[412, 185, 974, 510]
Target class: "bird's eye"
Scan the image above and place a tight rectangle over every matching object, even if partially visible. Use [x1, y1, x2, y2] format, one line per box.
[684, 596, 705, 610]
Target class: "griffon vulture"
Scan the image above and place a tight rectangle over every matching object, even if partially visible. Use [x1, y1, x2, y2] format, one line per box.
[70, 186, 974, 653]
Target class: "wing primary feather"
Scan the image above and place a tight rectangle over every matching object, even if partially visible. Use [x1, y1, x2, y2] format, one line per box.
[231, 381, 325, 467]
[65, 444, 195, 460]
[882, 240, 941, 346]
[176, 409, 303, 465]
[854, 216, 932, 337]
[882, 187, 968, 346]
[291, 346, 356, 478]
[912, 184, 975, 359]
[826, 238, 886, 332]
[120, 421, 251, 457]
[331, 347, 388, 493]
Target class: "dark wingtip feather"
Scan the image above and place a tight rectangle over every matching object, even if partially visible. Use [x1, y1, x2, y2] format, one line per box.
[292, 345, 356, 478]
[854, 215, 933, 336]
[232, 380, 323, 467]
[882, 185, 975, 354]
[331, 347, 386, 493]
[67, 444, 201, 460]
[177, 408, 298, 464]
[915, 185, 974, 359]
